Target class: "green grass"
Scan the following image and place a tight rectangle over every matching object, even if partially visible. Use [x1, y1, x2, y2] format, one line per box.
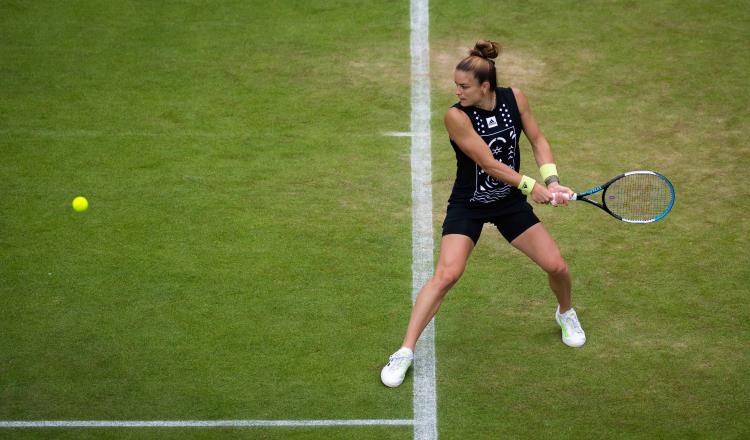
[1, 0, 749, 439]
[1, 1, 413, 438]
[431, 1, 749, 438]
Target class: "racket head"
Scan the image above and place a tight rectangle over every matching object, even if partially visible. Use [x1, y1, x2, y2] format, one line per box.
[601, 171, 675, 223]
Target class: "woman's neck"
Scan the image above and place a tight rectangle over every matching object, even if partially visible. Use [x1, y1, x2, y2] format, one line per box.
[477, 92, 496, 111]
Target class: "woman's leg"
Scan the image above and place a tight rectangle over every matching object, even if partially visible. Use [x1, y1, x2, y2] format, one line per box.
[510, 223, 571, 312]
[401, 234, 475, 350]
[511, 223, 586, 347]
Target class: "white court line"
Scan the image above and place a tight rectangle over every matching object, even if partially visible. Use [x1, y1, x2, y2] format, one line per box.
[0, 419, 413, 428]
[383, 131, 432, 137]
[409, 0, 437, 439]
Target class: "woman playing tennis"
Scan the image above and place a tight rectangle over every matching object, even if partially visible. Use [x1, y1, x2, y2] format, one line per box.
[381, 40, 586, 388]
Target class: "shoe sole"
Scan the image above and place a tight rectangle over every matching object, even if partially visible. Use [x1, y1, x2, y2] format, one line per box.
[562, 336, 586, 348]
[380, 371, 405, 388]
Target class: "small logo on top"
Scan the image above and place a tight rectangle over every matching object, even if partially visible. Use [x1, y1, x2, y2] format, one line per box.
[486, 116, 498, 128]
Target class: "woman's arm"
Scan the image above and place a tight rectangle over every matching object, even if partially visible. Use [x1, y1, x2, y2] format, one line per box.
[444, 107, 552, 204]
[513, 88, 573, 202]
[513, 87, 554, 167]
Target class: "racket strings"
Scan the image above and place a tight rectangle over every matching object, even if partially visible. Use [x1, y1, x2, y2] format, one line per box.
[604, 173, 673, 222]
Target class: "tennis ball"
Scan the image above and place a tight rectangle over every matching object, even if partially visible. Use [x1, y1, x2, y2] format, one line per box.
[72, 196, 89, 212]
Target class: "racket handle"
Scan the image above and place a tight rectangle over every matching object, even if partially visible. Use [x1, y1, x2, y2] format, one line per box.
[552, 192, 574, 203]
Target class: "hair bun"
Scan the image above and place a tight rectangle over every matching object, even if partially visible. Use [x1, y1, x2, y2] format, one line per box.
[469, 39, 500, 60]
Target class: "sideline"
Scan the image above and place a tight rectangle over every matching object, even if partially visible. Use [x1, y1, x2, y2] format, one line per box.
[409, 0, 438, 439]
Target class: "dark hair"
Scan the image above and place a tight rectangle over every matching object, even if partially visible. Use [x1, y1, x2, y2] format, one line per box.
[456, 40, 501, 90]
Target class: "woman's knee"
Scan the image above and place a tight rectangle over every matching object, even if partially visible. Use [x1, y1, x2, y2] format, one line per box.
[544, 257, 568, 277]
[433, 266, 464, 289]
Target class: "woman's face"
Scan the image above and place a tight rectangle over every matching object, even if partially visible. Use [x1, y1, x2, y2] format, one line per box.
[454, 69, 489, 106]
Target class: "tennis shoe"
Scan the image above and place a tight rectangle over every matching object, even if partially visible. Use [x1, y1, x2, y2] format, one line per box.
[380, 347, 413, 387]
[556, 306, 586, 347]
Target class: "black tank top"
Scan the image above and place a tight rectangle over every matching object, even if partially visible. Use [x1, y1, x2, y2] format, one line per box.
[448, 87, 525, 208]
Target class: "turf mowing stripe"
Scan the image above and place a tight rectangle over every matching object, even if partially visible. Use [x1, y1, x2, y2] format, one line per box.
[409, 0, 438, 439]
[0, 419, 414, 428]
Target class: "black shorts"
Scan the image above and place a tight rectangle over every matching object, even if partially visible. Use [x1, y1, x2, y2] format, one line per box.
[441, 200, 540, 244]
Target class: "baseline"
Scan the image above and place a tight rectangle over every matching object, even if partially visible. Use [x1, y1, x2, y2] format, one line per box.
[0, 419, 414, 428]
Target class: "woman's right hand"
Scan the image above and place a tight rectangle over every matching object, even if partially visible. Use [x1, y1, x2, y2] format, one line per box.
[530, 183, 552, 204]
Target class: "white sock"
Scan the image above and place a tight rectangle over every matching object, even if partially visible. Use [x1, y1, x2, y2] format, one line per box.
[398, 347, 414, 358]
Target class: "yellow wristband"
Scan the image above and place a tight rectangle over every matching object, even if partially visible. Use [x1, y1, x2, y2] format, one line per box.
[540, 163, 558, 182]
[518, 175, 536, 195]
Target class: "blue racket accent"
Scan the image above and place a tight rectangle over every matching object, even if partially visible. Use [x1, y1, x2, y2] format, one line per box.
[651, 172, 676, 222]
[576, 185, 603, 197]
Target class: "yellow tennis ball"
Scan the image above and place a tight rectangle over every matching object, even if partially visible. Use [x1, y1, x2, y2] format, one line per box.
[72, 196, 89, 212]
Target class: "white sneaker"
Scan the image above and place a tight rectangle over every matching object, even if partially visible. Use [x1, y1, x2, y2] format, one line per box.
[380, 347, 413, 387]
[556, 306, 586, 347]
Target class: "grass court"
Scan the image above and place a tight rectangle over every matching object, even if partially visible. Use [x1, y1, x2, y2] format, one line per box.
[1, 1, 748, 438]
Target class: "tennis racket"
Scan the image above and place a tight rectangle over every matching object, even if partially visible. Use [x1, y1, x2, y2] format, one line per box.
[554, 170, 675, 223]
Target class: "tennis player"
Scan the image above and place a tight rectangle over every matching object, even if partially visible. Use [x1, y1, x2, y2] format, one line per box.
[381, 40, 586, 388]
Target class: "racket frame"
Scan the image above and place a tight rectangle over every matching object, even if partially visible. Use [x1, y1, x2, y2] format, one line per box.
[571, 170, 675, 223]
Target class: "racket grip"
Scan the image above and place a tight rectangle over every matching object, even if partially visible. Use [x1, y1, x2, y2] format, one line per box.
[553, 192, 574, 202]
